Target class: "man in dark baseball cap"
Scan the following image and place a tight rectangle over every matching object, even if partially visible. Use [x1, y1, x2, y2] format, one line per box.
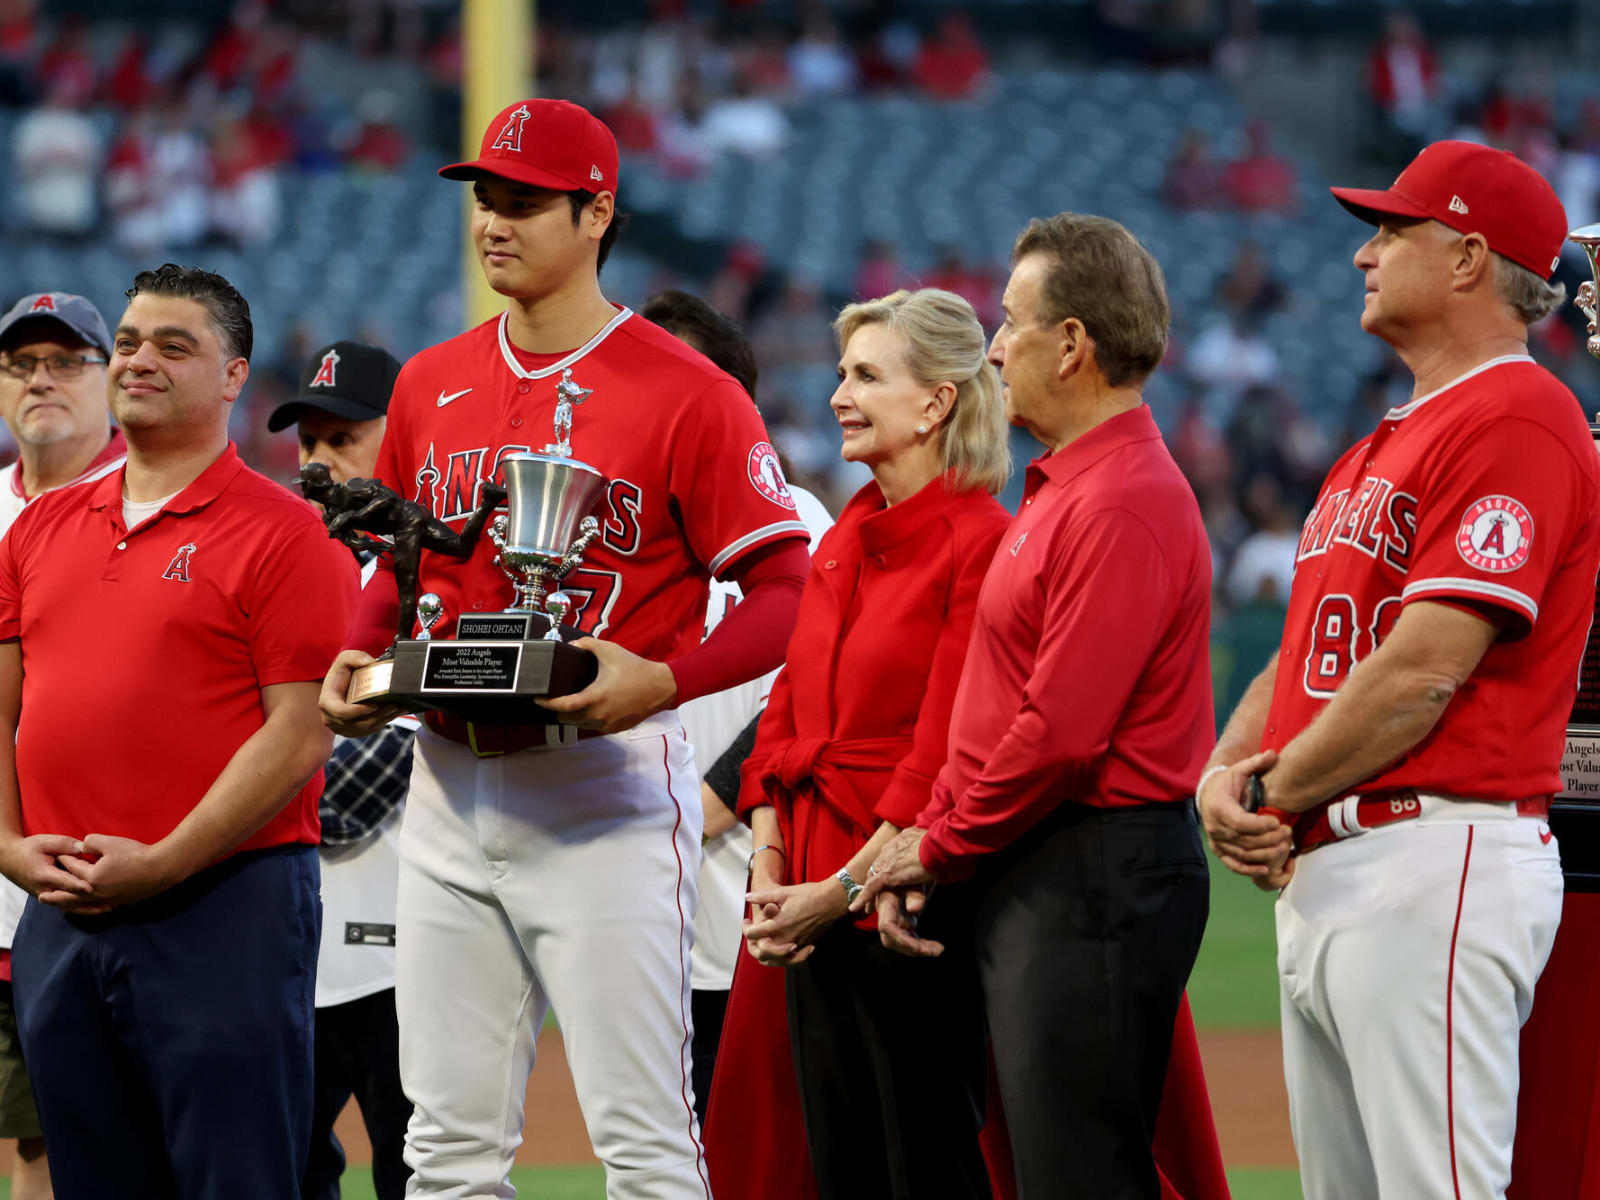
[271, 337, 417, 1200]
[269, 340, 400, 490]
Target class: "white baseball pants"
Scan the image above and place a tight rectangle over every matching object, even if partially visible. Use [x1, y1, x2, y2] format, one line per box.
[395, 715, 711, 1199]
[1275, 799, 1562, 1200]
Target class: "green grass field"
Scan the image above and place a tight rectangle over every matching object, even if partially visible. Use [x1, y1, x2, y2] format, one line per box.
[1188, 842, 1283, 1030]
[323, 1165, 1305, 1198]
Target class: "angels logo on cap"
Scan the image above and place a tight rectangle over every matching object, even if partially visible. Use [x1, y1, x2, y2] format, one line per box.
[29, 295, 55, 313]
[310, 347, 340, 388]
[747, 442, 796, 510]
[1456, 494, 1533, 573]
[491, 104, 532, 154]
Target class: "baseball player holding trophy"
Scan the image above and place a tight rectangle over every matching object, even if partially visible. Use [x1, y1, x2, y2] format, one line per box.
[318, 98, 810, 1198]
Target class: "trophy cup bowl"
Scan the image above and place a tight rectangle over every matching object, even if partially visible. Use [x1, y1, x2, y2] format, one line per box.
[495, 452, 607, 616]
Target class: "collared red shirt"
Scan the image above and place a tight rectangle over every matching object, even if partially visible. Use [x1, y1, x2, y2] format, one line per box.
[918, 405, 1215, 879]
[0, 442, 358, 853]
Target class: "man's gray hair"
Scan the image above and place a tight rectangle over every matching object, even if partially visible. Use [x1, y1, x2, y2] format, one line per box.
[1493, 252, 1567, 325]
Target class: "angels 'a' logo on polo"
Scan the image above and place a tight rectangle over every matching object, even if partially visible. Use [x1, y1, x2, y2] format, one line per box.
[310, 347, 339, 388]
[747, 442, 796, 510]
[29, 295, 54, 313]
[162, 542, 198, 582]
[491, 104, 532, 153]
[1456, 495, 1533, 573]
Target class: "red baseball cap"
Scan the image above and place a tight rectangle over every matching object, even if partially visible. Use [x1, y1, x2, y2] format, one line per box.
[1330, 140, 1568, 278]
[439, 98, 618, 197]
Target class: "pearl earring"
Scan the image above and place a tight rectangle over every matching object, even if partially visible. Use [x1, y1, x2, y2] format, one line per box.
[916, 423, 928, 434]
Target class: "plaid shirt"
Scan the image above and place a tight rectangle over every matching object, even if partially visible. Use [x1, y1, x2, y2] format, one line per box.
[319, 720, 418, 845]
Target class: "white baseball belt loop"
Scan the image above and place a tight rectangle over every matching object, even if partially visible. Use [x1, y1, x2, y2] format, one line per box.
[1327, 795, 1366, 840]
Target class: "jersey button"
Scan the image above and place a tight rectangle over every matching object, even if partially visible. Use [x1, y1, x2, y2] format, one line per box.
[472, 601, 482, 610]
[823, 560, 837, 570]
[116, 541, 127, 550]
[510, 415, 524, 428]
[516, 381, 531, 395]
[874, 554, 887, 568]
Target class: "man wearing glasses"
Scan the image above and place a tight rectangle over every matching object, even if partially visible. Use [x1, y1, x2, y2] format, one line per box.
[0, 290, 124, 1200]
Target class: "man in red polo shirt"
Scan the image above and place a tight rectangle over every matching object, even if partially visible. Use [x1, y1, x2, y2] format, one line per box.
[0, 289, 126, 1200]
[0, 263, 357, 1199]
[859, 214, 1216, 1197]
[1198, 143, 1600, 1199]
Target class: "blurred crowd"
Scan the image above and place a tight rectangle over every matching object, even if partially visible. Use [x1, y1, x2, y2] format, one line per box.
[2, 0, 455, 252]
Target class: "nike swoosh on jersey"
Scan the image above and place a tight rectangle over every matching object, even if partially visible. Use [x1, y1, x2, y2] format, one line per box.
[436, 388, 472, 407]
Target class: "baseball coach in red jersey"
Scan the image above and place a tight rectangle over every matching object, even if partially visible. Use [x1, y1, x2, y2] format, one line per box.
[858, 215, 1216, 1198]
[319, 99, 812, 1197]
[0, 264, 357, 1198]
[1198, 142, 1600, 1199]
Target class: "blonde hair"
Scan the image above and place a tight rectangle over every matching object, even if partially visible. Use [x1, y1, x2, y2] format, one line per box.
[833, 288, 1011, 495]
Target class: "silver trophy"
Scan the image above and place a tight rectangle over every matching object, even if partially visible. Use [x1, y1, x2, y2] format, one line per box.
[489, 454, 606, 638]
[1572, 224, 1600, 360]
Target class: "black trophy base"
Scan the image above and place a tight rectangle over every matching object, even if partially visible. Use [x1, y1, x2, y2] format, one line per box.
[349, 617, 597, 725]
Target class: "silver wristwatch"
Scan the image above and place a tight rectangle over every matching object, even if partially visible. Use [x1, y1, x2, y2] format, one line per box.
[835, 867, 863, 905]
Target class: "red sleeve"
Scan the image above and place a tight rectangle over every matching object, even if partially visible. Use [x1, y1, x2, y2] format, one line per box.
[918, 509, 1174, 879]
[873, 529, 997, 827]
[346, 562, 399, 654]
[0, 512, 27, 643]
[250, 514, 361, 686]
[669, 378, 810, 578]
[668, 539, 808, 704]
[1401, 416, 1584, 638]
[343, 369, 411, 654]
[737, 660, 799, 821]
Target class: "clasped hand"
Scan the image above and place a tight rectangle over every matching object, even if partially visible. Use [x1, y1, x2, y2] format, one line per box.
[742, 880, 847, 967]
[0, 832, 178, 916]
[1197, 749, 1294, 889]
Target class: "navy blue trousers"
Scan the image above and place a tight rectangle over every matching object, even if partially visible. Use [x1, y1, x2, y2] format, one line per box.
[12, 844, 320, 1200]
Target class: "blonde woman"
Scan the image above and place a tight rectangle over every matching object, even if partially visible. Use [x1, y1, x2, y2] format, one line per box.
[709, 289, 1010, 1199]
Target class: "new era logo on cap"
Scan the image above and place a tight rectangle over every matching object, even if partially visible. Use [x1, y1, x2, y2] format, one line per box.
[439, 98, 619, 199]
[1449, 195, 1469, 215]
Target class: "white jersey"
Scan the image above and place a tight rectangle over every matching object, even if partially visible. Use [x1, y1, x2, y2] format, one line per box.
[0, 437, 127, 951]
[683, 485, 832, 991]
[315, 555, 414, 1008]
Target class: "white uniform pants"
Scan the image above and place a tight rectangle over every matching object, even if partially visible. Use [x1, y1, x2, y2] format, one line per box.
[396, 715, 711, 1199]
[1276, 799, 1562, 1200]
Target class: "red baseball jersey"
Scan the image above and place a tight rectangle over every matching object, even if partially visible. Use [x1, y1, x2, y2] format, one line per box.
[370, 307, 809, 661]
[1262, 355, 1600, 801]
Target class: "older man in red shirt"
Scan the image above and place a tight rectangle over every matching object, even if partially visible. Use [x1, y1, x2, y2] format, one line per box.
[861, 214, 1216, 1199]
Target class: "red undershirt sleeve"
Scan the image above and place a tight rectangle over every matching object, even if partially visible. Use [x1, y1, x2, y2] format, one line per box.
[345, 559, 400, 656]
[668, 538, 809, 705]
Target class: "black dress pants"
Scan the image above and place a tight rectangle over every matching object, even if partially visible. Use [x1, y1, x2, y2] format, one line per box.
[785, 897, 991, 1200]
[301, 987, 414, 1200]
[977, 801, 1210, 1200]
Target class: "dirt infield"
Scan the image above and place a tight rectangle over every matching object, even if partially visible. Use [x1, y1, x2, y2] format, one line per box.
[0, 1028, 1295, 1174]
[318, 1027, 1298, 1170]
